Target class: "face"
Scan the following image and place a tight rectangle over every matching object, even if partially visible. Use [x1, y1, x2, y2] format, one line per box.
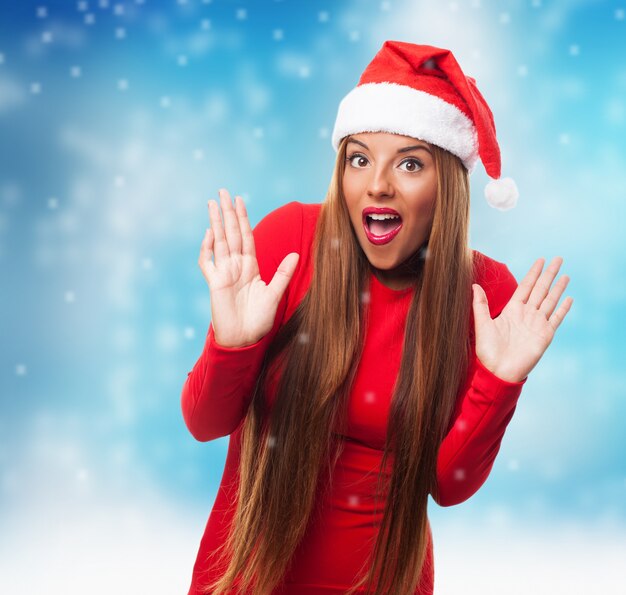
[342, 132, 438, 290]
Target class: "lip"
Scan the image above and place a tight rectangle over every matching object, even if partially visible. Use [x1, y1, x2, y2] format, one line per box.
[362, 213, 403, 245]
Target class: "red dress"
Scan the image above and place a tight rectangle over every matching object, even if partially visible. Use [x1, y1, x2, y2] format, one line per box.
[182, 201, 527, 594]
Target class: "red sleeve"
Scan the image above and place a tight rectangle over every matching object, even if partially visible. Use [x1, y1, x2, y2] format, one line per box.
[180, 201, 304, 442]
[432, 261, 528, 507]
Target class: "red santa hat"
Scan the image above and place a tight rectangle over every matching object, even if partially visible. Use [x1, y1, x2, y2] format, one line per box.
[331, 40, 519, 210]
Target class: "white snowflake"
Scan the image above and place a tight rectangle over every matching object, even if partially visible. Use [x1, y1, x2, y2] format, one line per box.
[453, 468, 466, 481]
[360, 290, 371, 305]
[569, 44, 580, 57]
[299, 65, 310, 78]
[15, 364, 27, 376]
[318, 127, 329, 139]
[115, 27, 126, 39]
[272, 28, 284, 41]
[114, 3, 124, 16]
[193, 149, 204, 160]
[85, 13, 95, 24]
[517, 65, 528, 77]
[117, 78, 128, 91]
[41, 31, 53, 43]
[364, 391, 376, 404]
[99, 0, 109, 8]
[616, 9, 625, 20]
[36, 6, 48, 18]
[349, 30, 360, 42]
[201, 19, 211, 30]
[48, 197, 59, 209]
[318, 11, 329, 22]
[160, 96, 171, 108]
[177, 54, 188, 67]
[77, 1, 88, 11]
[0, 53, 5, 65]
[267, 434, 277, 448]
[499, 12, 510, 25]
[508, 459, 519, 471]
[65, 290, 76, 303]
[347, 494, 360, 507]
[252, 127, 263, 139]
[456, 419, 468, 431]
[558, 133, 570, 145]
[30, 82, 42, 94]
[297, 332, 310, 344]
[381, 1, 391, 11]
[236, 8, 247, 20]
[142, 257, 154, 271]
[114, 175, 126, 187]
[70, 65, 81, 77]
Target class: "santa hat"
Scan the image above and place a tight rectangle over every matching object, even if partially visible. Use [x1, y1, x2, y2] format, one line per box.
[331, 41, 518, 211]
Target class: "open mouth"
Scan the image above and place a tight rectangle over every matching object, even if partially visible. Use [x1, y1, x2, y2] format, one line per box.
[364, 214, 403, 236]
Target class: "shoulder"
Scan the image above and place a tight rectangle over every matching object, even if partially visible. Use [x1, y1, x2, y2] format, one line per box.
[471, 249, 519, 318]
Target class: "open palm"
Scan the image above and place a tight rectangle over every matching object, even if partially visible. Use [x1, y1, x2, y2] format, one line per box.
[472, 256, 573, 383]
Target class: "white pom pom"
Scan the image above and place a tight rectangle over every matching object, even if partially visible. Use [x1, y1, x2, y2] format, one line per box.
[484, 177, 519, 211]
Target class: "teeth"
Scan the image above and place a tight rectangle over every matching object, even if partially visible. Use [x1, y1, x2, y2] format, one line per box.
[367, 213, 400, 220]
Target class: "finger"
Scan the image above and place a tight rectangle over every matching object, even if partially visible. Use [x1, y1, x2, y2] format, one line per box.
[220, 188, 242, 255]
[198, 228, 217, 277]
[208, 194, 230, 263]
[539, 274, 570, 320]
[235, 195, 257, 260]
[472, 284, 492, 326]
[548, 295, 574, 331]
[267, 252, 299, 300]
[527, 256, 564, 309]
[510, 257, 545, 304]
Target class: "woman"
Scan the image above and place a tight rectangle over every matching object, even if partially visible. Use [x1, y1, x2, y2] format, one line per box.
[182, 41, 573, 595]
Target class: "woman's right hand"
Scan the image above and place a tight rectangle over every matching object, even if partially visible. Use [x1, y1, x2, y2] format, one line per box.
[198, 188, 300, 348]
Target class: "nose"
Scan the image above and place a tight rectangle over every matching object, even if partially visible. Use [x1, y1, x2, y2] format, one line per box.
[366, 164, 394, 198]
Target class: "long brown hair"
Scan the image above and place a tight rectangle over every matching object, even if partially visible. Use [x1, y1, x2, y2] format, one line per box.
[201, 134, 473, 594]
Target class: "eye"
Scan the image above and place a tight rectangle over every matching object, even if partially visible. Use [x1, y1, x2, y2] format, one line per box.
[346, 153, 369, 168]
[399, 158, 423, 172]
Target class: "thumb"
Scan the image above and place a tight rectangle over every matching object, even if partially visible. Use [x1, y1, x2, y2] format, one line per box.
[267, 252, 300, 299]
[472, 284, 492, 329]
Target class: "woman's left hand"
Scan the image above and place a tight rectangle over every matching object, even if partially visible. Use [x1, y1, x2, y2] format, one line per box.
[472, 256, 574, 383]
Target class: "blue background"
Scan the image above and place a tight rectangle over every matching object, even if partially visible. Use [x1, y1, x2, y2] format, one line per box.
[1, 0, 625, 593]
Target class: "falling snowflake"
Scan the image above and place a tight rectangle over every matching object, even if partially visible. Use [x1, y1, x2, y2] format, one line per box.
[364, 391, 376, 404]
[117, 78, 128, 91]
[77, 1, 88, 12]
[360, 290, 371, 305]
[30, 82, 42, 94]
[297, 332, 309, 344]
[15, 364, 27, 376]
[453, 468, 466, 481]
[115, 27, 126, 39]
[569, 44, 580, 57]
[178, 54, 188, 67]
[47, 197, 59, 209]
[0, 53, 4, 64]
[252, 127, 263, 139]
[42, 31, 53, 43]
[272, 29, 284, 41]
[85, 13, 95, 25]
[183, 326, 195, 339]
[65, 290, 76, 303]
[499, 12, 511, 25]
[267, 434, 277, 448]
[347, 494, 360, 507]
[36, 6, 48, 18]
[114, 3, 124, 16]
[318, 127, 329, 139]
[193, 149, 204, 160]
[160, 96, 171, 108]
[616, 9, 625, 20]
[456, 419, 468, 431]
[236, 8, 247, 20]
[517, 65, 528, 77]
[70, 65, 81, 77]
[201, 19, 211, 30]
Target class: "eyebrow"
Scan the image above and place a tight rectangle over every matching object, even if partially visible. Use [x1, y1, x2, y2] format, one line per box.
[346, 137, 432, 155]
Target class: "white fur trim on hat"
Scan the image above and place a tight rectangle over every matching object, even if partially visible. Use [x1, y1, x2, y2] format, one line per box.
[331, 82, 480, 173]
